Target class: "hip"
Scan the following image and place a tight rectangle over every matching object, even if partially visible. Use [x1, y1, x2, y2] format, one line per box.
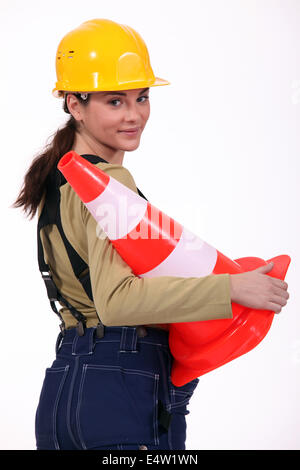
[35, 325, 199, 450]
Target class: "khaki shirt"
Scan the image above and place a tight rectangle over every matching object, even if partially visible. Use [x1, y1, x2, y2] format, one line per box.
[38, 158, 233, 330]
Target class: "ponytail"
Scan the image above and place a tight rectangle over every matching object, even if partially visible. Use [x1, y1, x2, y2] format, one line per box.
[12, 93, 90, 220]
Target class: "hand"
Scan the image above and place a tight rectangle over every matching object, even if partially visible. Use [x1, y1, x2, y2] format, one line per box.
[229, 262, 290, 313]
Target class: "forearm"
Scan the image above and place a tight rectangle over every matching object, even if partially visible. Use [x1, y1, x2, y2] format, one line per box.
[94, 272, 233, 327]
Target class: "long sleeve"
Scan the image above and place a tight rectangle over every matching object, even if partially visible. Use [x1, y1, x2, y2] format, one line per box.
[81, 164, 233, 327]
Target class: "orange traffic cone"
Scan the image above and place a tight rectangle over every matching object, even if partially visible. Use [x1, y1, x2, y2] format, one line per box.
[57, 151, 291, 386]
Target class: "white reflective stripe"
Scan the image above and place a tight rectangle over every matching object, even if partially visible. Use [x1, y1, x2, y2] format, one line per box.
[85, 178, 147, 240]
[140, 227, 217, 278]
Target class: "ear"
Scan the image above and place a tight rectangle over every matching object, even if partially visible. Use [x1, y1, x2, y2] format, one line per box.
[66, 94, 83, 121]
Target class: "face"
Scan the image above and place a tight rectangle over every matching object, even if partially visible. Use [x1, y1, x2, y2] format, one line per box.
[68, 87, 150, 152]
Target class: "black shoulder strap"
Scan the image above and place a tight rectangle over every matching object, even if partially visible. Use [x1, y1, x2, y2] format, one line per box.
[37, 154, 148, 337]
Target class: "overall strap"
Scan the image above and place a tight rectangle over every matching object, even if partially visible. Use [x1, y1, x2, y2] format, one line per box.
[37, 154, 148, 337]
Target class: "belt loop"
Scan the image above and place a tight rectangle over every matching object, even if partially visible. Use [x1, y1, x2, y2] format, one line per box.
[119, 327, 138, 353]
[72, 326, 97, 356]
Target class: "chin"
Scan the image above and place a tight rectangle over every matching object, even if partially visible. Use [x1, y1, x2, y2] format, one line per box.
[120, 141, 141, 151]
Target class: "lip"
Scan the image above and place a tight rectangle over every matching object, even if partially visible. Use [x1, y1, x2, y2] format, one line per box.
[119, 127, 140, 135]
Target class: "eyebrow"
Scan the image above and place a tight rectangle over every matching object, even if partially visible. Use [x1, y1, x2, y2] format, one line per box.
[102, 87, 149, 97]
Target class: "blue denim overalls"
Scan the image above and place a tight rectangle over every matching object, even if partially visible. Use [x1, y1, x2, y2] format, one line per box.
[35, 325, 199, 450]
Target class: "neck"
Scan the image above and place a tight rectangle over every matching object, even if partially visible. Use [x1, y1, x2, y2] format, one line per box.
[72, 131, 125, 165]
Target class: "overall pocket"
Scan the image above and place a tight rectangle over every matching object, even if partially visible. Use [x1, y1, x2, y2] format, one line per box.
[164, 349, 200, 416]
[76, 364, 160, 449]
[168, 376, 199, 415]
[35, 365, 69, 450]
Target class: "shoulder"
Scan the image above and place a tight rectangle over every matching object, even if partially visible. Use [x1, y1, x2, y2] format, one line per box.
[60, 162, 138, 225]
[95, 162, 138, 192]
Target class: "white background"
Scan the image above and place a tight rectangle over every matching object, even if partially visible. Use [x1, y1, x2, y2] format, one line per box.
[1, 0, 299, 450]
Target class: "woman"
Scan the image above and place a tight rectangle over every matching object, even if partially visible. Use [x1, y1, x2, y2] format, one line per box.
[13, 18, 289, 451]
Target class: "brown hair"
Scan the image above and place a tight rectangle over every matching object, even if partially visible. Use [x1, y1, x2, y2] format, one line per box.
[12, 93, 90, 220]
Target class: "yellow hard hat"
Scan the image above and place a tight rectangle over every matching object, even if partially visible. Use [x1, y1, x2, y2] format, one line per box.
[52, 18, 170, 98]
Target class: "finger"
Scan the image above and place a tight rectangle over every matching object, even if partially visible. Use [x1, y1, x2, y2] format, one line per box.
[271, 293, 288, 307]
[256, 262, 273, 272]
[272, 286, 290, 300]
[271, 278, 288, 290]
[266, 302, 282, 314]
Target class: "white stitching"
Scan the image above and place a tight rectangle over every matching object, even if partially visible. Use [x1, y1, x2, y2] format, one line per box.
[46, 365, 69, 450]
[85, 364, 157, 379]
[76, 364, 88, 449]
[153, 374, 159, 445]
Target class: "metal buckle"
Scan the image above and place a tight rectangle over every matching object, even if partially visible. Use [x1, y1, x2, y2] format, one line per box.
[41, 271, 58, 301]
[59, 321, 66, 336]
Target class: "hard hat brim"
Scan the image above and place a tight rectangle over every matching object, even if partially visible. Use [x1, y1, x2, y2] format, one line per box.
[52, 76, 170, 99]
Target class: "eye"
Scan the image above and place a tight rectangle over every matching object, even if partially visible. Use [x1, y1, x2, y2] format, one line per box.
[138, 95, 149, 103]
[109, 99, 121, 106]
[108, 95, 149, 107]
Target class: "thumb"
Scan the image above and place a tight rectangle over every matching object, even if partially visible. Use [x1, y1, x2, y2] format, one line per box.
[254, 261, 274, 273]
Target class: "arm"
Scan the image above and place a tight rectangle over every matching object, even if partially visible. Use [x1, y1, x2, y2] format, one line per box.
[81, 164, 233, 326]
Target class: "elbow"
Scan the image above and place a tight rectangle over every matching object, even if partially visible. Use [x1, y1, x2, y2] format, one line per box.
[96, 305, 119, 327]
[94, 276, 137, 327]
[100, 318, 115, 327]
[97, 311, 112, 327]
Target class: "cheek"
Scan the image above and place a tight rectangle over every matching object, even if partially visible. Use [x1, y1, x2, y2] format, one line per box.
[104, 114, 122, 131]
[86, 109, 119, 135]
[142, 104, 150, 123]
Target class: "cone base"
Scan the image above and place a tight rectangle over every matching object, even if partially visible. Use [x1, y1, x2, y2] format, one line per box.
[169, 254, 291, 386]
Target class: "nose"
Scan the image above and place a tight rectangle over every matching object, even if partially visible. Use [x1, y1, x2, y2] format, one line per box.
[124, 101, 141, 123]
